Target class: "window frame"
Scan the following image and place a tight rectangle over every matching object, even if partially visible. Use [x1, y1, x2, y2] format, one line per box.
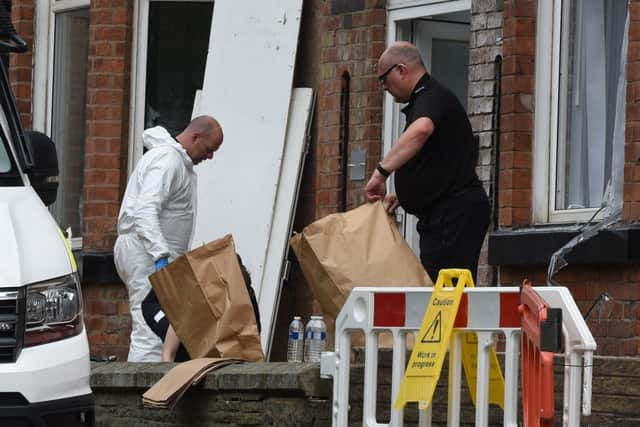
[533, 0, 613, 224]
[33, 0, 90, 250]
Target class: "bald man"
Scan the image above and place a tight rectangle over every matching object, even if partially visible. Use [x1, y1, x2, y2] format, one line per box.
[365, 41, 489, 283]
[114, 116, 223, 362]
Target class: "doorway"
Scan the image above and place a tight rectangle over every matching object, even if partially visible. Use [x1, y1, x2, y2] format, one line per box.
[129, 0, 214, 170]
[383, 1, 471, 258]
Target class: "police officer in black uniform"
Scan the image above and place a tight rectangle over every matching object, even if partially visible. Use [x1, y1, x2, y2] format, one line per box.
[365, 41, 490, 283]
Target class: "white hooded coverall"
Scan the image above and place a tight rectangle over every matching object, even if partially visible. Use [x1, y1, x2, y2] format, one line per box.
[114, 126, 197, 362]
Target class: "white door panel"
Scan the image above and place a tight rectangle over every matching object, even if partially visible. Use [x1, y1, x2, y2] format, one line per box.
[192, 0, 304, 340]
[259, 88, 314, 357]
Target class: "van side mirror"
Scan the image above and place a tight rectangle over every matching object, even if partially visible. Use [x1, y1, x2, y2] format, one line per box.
[24, 130, 58, 206]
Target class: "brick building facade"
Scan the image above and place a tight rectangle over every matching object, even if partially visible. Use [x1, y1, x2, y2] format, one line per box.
[8, 0, 640, 360]
[492, 0, 640, 356]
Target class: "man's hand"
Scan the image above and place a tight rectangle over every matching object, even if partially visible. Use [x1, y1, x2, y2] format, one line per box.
[383, 193, 400, 214]
[365, 170, 387, 202]
[155, 257, 169, 271]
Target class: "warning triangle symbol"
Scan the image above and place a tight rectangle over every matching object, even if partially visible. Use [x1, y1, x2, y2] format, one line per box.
[421, 311, 442, 343]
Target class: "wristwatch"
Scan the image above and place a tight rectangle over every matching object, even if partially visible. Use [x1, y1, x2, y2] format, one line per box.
[376, 162, 391, 178]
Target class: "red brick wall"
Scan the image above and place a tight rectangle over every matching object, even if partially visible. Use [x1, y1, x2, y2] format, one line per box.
[625, 0, 640, 220]
[83, 282, 130, 361]
[83, 0, 132, 251]
[499, 0, 536, 228]
[499, 0, 640, 356]
[82, 0, 133, 359]
[314, 0, 386, 219]
[500, 266, 640, 356]
[9, 0, 34, 128]
[273, 0, 387, 360]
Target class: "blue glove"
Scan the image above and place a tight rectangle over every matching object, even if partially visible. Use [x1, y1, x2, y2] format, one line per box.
[155, 257, 169, 271]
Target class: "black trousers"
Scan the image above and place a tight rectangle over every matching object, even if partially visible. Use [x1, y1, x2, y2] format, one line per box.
[417, 185, 490, 284]
[141, 289, 191, 362]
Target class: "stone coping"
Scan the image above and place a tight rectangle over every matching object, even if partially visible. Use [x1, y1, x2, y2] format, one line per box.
[90, 361, 330, 398]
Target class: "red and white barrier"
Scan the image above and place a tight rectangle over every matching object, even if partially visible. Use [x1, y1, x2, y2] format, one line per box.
[320, 284, 596, 427]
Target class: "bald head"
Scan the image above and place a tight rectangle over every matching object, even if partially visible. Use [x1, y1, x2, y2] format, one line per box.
[380, 41, 425, 70]
[186, 115, 223, 141]
[178, 115, 224, 165]
[378, 42, 427, 103]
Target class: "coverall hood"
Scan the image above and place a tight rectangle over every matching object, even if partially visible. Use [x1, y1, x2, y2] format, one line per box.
[141, 126, 194, 169]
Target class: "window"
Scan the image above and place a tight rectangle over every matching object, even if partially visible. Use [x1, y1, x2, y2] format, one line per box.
[129, 0, 214, 169]
[33, 0, 90, 247]
[533, 0, 628, 223]
[50, 7, 89, 241]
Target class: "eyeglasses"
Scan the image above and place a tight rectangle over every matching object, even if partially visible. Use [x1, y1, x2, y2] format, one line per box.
[378, 63, 399, 83]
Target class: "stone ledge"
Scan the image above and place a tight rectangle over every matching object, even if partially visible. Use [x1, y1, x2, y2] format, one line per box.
[90, 361, 330, 398]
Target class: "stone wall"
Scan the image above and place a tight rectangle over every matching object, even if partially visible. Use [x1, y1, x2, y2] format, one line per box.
[92, 355, 640, 426]
[91, 362, 331, 426]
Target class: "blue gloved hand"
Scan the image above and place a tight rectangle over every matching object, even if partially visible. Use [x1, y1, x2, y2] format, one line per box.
[155, 257, 169, 271]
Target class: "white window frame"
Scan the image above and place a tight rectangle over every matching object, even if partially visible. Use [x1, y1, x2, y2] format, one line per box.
[128, 0, 214, 174]
[33, 0, 90, 250]
[384, 0, 471, 253]
[532, 0, 607, 224]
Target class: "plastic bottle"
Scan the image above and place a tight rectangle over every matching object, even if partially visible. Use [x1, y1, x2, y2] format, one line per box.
[287, 316, 304, 362]
[303, 315, 327, 362]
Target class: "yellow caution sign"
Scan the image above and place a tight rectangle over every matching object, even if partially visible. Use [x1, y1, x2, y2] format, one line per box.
[458, 279, 505, 409]
[394, 269, 471, 410]
[461, 332, 505, 409]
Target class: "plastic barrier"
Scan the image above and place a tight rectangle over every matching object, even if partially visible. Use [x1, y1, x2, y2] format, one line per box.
[519, 280, 562, 427]
[320, 283, 596, 427]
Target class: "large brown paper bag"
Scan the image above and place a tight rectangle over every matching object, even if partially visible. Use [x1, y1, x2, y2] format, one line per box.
[149, 234, 264, 361]
[290, 201, 432, 346]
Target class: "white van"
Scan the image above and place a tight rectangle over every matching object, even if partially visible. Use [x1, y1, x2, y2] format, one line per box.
[0, 10, 94, 427]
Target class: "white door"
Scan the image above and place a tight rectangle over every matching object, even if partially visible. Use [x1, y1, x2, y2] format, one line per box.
[192, 0, 304, 354]
[383, 1, 471, 257]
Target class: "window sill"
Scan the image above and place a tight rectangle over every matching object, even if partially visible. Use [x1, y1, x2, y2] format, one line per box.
[488, 225, 640, 267]
[75, 250, 121, 285]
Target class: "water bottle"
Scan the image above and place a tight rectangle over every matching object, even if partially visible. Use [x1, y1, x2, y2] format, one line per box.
[303, 315, 327, 362]
[287, 316, 304, 362]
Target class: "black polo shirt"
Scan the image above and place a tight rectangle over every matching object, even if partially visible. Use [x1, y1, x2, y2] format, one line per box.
[395, 73, 481, 216]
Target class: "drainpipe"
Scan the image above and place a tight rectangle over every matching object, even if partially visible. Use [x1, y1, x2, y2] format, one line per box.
[339, 71, 350, 212]
[491, 55, 502, 285]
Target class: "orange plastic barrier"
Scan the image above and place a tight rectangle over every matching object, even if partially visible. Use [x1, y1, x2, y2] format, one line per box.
[519, 280, 562, 427]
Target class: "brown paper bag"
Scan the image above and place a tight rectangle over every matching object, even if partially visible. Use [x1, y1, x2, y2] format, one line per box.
[290, 201, 432, 346]
[149, 234, 264, 361]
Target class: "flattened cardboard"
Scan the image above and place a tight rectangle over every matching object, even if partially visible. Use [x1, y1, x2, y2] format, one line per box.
[142, 357, 244, 409]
